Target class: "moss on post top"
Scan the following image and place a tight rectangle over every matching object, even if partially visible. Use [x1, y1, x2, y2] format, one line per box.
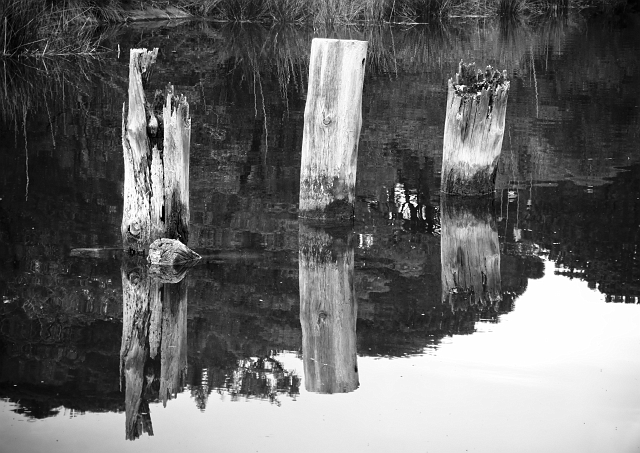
[452, 60, 508, 97]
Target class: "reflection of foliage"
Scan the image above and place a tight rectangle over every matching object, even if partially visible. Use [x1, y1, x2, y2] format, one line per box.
[190, 356, 300, 409]
[497, 166, 640, 301]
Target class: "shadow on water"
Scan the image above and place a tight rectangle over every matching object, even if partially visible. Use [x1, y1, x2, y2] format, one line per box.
[0, 15, 639, 438]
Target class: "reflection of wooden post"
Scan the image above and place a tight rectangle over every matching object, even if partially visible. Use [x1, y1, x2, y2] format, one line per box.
[299, 224, 358, 393]
[158, 279, 188, 406]
[441, 197, 501, 310]
[122, 48, 192, 250]
[120, 259, 190, 440]
[120, 262, 153, 441]
[299, 39, 368, 222]
[441, 61, 509, 195]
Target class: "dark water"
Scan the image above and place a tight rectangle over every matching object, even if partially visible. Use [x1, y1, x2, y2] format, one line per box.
[1, 15, 639, 453]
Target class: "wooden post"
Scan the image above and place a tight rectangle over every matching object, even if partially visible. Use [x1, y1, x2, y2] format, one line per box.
[299, 224, 358, 393]
[440, 197, 501, 310]
[299, 39, 368, 222]
[162, 86, 191, 242]
[122, 48, 193, 251]
[122, 48, 157, 250]
[441, 61, 510, 196]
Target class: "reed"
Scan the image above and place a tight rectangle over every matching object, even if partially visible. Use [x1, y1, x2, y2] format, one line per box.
[1, 0, 636, 55]
[188, 0, 636, 22]
[1, 0, 108, 56]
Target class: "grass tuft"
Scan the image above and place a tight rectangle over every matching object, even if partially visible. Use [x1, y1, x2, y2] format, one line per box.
[1, 0, 108, 57]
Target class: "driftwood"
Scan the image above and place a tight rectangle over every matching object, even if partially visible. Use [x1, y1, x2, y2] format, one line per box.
[147, 238, 201, 266]
[440, 197, 501, 310]
[299, 224, 358, 393]
[441, 61, 510, 195]
[299, 39, 368, 222]
[69, 247, 123, 259]
[122, 48, 192, 251]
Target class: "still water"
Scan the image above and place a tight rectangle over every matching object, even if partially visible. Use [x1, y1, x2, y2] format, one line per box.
[1, 14, 639, 453]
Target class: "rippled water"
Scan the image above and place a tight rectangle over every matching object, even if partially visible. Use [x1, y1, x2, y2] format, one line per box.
[1, 14, 639, 453]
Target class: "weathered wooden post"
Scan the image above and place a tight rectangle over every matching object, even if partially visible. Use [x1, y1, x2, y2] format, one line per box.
[441, 61, 510, 195]
[122, 48, 194, 252]
[440, 197, 501, 310]
[299, 39, 368, 222]
[299, 224, 358, 393]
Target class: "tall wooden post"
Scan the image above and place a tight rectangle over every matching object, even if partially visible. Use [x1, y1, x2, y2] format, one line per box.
[440, 197, 501, 310]
[299, 224, 358, 393]
[122, 48, 192, 251]
[299, 39, 368, 222]
[441, 61, 510, 196]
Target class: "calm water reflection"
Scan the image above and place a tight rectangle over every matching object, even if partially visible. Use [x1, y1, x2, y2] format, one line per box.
[1, 14, 639, 453]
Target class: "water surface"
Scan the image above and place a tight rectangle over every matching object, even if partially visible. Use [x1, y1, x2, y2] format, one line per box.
[1, 15, 639, 453]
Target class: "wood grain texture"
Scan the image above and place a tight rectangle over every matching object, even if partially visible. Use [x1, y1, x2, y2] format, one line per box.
[299, 38, 368, 221]
[122, 48, 157, 250]
[441, 71, 510, 196]
[147, 238, 201, 265]
[122, 50, 191, 250]
[299, 224, 358, 393]
[440, 198, 501, 310]
[163, 84, 191, 242]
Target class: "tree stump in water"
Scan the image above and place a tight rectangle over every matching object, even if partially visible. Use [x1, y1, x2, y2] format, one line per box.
[299, 39, 368, 223]
[441, 61, 510, 196]
[440, 197, 501, 310]
[122, 48, 192, 251]
[299, 224, 358, 393]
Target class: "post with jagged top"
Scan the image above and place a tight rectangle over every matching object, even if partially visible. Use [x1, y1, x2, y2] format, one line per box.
[122, 48, 193, 253]
[441, 61, 510, 196]
[120, 48, 196, 440]
[299, 38, 368, 223]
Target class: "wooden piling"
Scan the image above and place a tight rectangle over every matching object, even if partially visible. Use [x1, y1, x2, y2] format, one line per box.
[299, 224, 358, 393]
[299, 38, 368, 222]
[440, 197, 501, 310]
[441, 61, 510, 196]
[122, 48, 192, 251]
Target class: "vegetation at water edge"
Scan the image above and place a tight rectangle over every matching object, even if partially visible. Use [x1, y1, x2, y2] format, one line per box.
[1, 0, 637, 56]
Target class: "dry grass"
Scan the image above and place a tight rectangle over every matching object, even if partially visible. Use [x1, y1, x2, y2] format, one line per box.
[1, 0, 635, 54]
[1, 0, 111, 57]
